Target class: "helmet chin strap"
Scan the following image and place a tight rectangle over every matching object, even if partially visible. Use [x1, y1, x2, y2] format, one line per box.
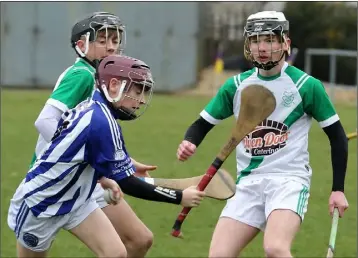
[101, 80, 127, 103]
[100, 80, 138, 121]
[251, 41, 288, 71]
[74, 32, 98, 67]
[75, 32, 90, 57]
[252, 52, 285, 70]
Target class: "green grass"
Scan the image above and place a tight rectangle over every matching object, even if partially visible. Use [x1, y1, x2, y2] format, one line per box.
[1, 89, 356, 257]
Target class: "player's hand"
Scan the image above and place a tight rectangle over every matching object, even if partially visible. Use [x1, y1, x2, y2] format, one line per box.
[177, 140, 197, 161]
[98, 177, 123, 204]
[329, 191, 349, 217]
[131, 158, 157, 178]
[181, 186, 206, 207]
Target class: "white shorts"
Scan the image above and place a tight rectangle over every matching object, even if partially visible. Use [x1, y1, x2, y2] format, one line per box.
[220, 176, 310, 231]
[91, 183, 110, 209]
[8, 197, 98, 252]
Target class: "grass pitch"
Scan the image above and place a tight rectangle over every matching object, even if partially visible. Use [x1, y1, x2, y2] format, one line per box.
[1, 89, 356, 257]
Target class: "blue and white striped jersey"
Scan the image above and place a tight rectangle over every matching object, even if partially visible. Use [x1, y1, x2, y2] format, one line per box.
[12, 90, 135, 218]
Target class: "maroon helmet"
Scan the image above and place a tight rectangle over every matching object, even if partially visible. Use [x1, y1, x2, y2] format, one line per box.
[96, 55, 154, 120]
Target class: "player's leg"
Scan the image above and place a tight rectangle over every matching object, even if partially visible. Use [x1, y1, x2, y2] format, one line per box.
[209, 217, 260, 257]
[263, 178, 310, 258]
[17, 242, 48, 258]
[67, 199, 127, 258]
[263, 210, 301, 258]
[209, 178, 265, 257]
[93, 184, 153, 258]
[101, 200, 153, 257]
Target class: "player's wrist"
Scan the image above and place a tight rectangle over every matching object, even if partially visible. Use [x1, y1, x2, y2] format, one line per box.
[130, 157, 138, 167]
[117, 175, 183, 205]
[331, 185, 344, 193]
[331, 171, 345, 193]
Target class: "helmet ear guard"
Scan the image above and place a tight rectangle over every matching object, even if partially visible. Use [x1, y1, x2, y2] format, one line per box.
[73, 32, 91, 57]
[101, 79, 128, 103]
[94, 58, 125, 103]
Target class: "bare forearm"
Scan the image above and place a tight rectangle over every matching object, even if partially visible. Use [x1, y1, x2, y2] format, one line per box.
[130, 158, 139, 168]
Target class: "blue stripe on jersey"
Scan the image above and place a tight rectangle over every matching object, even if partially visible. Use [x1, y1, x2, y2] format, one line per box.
[25, 123, 90, 183]
[16, 204, 30, 238]
[57, 128, 89, 163]
[89, 101, 134, 181]
[24, 163, 79, 198]
[25, 162, 56, 183]
[40, 109, 91, 162]
[55, 187, 81, 216]
[103, 103, 125, 151]
[99, 103, 120, 149]
[86, 170, 100, 201]
[14, 201, 26, 233]
[30, 163, 88, 217]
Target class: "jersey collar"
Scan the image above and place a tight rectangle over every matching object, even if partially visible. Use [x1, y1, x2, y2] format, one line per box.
[256, 61, 289, 81]
[75, 58, 96, 73]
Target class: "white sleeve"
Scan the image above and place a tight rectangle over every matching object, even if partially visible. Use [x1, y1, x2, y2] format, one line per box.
[34, 103, 63, 142]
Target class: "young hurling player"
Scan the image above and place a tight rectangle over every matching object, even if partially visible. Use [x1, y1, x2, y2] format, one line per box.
[176, 11, 349, 258]
[9, 54, 206, 258]
[30, 12, 157, 257]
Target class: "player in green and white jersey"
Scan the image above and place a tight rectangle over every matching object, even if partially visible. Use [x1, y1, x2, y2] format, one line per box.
[31, 12, 154, 257]
[31, 12, 125, 168]
[177, 11, 349, 257]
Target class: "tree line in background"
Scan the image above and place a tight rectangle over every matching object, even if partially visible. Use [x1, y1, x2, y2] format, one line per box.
[202, 2, 357, 86]
[284, 2, 357, 86]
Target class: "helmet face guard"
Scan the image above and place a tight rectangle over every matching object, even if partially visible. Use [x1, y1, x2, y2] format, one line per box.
[122, 71, 153, 120]
[243, 12, 290, 71]
[101, 71, 153, 121]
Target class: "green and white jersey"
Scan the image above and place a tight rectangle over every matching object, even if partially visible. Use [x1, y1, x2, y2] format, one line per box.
[30, 58, 96, 167]
[46, 58, 95, 112]
[200, 62, 339, 186]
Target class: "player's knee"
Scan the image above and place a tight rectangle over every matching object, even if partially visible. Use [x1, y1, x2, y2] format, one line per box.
[127, 229, 153, 252]
[263, 242, 291, 258]
[138, 229, 154, 250]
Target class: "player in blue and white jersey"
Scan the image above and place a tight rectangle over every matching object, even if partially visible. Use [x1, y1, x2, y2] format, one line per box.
[31, 12, 158, 257]
[8, 55, 206, 258]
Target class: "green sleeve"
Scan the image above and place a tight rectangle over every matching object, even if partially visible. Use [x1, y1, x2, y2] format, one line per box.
[200, 76, 237, 124]
[47, 69, 95, 112]
[302, 78, 339, 127]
